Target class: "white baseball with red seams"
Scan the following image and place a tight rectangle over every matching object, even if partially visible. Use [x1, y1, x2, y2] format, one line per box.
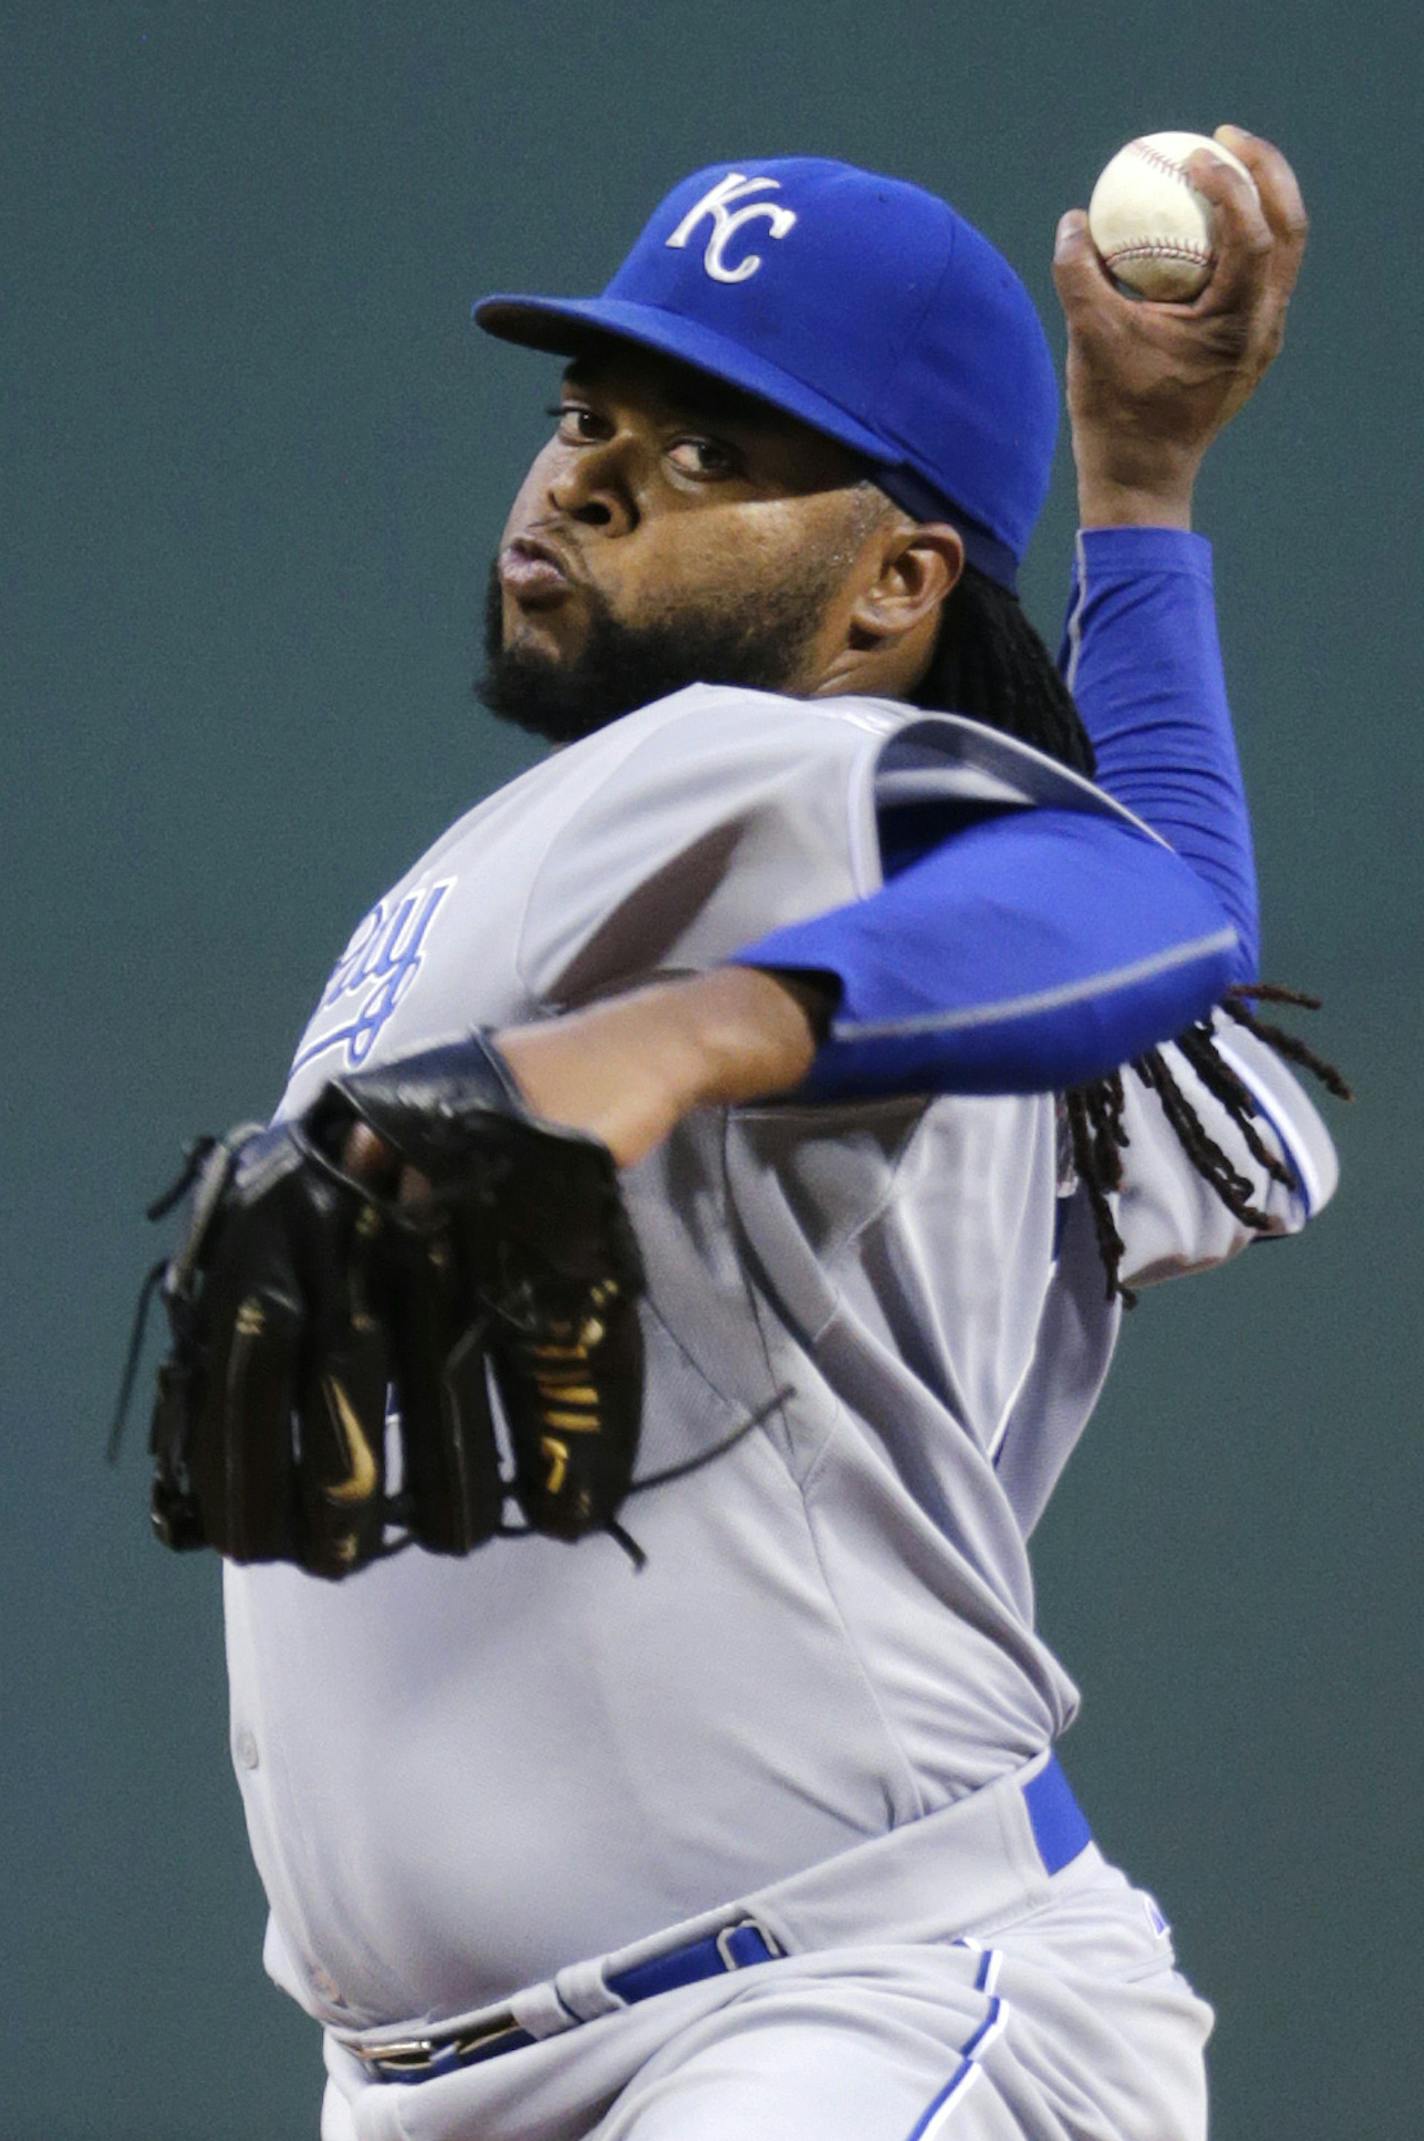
[1088, 131, 1256, 300]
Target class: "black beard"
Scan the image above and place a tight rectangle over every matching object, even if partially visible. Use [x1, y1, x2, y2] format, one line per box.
[475, 559, 837, 745]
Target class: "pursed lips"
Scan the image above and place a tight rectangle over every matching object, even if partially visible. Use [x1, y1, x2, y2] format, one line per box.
[499, 533, 578, 608]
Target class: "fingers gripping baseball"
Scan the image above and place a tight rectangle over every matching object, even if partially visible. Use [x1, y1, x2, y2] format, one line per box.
[1203, 127, 1309, 317]
[1055, 126, 1308, 513]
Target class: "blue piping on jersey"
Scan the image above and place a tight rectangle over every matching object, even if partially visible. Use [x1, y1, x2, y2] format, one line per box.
[1213, 1040, 1314, 1221]
[831, 926, 1238, 1041]
[903, 1963, 1008, 2141]
[1063, 528, 1090, 696]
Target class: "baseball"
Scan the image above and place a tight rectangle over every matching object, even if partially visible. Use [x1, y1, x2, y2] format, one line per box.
[1087, 130, 1256, 300]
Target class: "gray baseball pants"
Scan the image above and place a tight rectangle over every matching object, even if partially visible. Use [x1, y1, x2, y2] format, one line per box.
[319, 1758, 1212, 2141]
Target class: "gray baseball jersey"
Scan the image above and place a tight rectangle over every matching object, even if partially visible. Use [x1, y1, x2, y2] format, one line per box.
[224, 684, 1333, 2063]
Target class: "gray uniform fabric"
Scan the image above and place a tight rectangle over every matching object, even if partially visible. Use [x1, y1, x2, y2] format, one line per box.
[319, 1853, 1213, 2141]
[222, 686, 1333, 2137]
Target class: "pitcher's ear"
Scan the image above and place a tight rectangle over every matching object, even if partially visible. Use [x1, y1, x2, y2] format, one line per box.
[849, 522, 964, 647]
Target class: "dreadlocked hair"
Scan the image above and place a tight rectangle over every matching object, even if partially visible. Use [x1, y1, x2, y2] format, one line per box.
[910, 565, 1352, 1308]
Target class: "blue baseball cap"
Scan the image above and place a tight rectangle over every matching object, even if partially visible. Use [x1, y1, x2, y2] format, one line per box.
[475, 157, 1058, 590]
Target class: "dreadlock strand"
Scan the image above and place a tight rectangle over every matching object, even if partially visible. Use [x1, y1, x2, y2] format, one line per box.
[916, 566, 1096, 776]
[1174, 1023, 1295, 1190]
[1228, 982, 1323, 1012]
[1135, 1049, 1272, 1228]
[1222, 997, 1355, 1101]
[1065, 1088, 1135, 1307]
[1083, 1069, 1131, 1188]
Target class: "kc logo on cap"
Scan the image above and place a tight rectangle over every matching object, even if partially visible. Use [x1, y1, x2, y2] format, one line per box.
[665, 173, 798, 285]
[475, 156, 1061, 591]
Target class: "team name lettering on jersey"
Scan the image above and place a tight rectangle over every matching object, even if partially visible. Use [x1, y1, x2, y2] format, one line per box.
[665, 173, 798, 284]
[291, 877, 455, 1074]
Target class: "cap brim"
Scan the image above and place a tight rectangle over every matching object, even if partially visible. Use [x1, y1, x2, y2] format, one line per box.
[474, 293, 894, 465]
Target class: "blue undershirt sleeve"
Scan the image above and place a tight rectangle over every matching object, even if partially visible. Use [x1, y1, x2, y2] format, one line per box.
[728, 525, 1256, 1100]
[733, 807, 1238, 1102]
[1061, 526, 1258, 976]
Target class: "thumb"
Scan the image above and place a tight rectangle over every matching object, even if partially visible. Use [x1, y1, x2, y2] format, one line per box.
[1051, 208, 1109, 314]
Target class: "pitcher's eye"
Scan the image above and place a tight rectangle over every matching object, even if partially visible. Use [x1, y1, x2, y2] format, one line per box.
[667, 437, 741, 478]
[545, 403, 606, 443]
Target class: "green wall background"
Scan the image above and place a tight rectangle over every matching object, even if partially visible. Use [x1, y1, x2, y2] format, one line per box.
[5, 5, 1418, 2137]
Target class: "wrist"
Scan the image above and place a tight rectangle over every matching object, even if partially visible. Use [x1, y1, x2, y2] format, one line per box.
[1076, 473, 1196, 530]
[1073, 439, 1201, 531]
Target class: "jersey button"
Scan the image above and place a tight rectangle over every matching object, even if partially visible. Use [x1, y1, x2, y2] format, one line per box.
[234, 1727, 260, 1771]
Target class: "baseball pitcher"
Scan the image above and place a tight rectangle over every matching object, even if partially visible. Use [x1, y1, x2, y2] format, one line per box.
[127, 131, 1342, 2140]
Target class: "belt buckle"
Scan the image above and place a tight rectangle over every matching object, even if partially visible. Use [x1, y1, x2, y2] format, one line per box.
[352, 2033, 438, 2076]
[356, 2009, 523, 2081]
[714, 1915, 783, 1971]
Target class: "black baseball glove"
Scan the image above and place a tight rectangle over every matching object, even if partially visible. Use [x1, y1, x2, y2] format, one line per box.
[116, 1033, 649, 1579]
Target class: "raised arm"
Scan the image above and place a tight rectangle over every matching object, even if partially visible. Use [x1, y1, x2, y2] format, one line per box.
[1053, 127, 1310, 969]
[732, 126, 1309, 1074]
[494, 132, 1313, 1161]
